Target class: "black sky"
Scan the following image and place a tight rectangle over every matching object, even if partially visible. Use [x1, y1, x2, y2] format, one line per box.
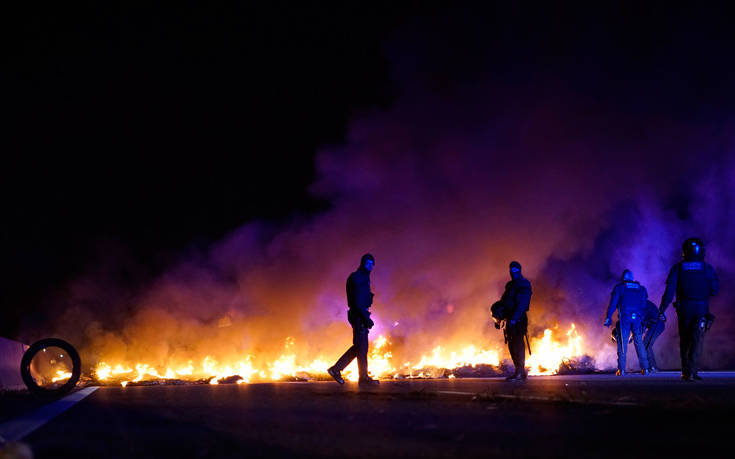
[4, 2, 735, 339]
[4, 2, 410, 336]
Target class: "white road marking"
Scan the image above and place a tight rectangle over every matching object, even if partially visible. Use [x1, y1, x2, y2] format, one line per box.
[436, 390, 475, 396]
[0, 387, 98, 442]
[435, 390, 640, 406]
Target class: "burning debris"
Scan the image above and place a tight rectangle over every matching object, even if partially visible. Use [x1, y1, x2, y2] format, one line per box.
[527, 324, 584, 376]
[91, 324, 594, 387]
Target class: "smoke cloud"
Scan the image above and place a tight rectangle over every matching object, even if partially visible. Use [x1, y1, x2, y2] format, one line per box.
[39, 16, 735, 373]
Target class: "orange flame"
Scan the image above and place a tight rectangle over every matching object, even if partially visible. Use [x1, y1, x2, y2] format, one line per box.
[51, 369, 72, 383]
[93, 324, 587, 385]
[526, 324, 583, 375]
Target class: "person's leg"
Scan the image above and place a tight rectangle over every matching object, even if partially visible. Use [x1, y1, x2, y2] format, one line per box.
[643, 325, 655, 369]
[631, 319, 649, 371]
[618, 319, 631, 373]
[507, 328, 525, 378]
[507, 340, 517, 375]
[644, 322, 665, 370]
[355, 329, 369, 379]
[615, 322, 623, 373]
[689, 315, 707, 379]
[333, 325, 361, 372]
[515, 334, 526, 377]
[677, 313, 691, 377]
[333, 345, 356, 372]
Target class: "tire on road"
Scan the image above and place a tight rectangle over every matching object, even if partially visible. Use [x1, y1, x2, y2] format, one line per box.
[20, 338, 82, 396]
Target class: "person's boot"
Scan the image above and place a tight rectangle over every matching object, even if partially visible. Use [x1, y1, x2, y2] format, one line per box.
[641, 369, 651, 375]
[505, 372, 521, 381]
[691, 372, 703, 381]
[327, 366, 344, 385]
[358, 376, 379, 386]
[681, 372, 694, 382]
[648, 366, 658, 374]
[615, 369, 626, 376]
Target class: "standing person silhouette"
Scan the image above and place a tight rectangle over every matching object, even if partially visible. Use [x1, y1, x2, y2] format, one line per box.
[328, 254, 380, 386]
[659, 238, 719, 381]
[499, 261, 532, 381]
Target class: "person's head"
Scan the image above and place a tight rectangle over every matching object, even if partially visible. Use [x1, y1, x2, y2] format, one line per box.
[682, 238, 705, 261]
[360, 253, 375, 272]
[509, 261, 522, 279]
[621, 269, 634, 282]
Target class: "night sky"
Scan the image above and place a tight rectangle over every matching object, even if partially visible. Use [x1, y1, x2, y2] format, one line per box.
[5, 2, 404, 336]
[4, 3, 735, 369]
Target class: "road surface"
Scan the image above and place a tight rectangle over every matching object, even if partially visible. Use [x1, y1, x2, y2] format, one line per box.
[2, 372, 733, 458]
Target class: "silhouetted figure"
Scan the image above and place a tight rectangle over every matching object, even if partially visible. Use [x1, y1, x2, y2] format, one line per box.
[499, 261, 532, 381]
[642, 300, 665, 372]
[328, 253, 379, 386]
[659, 238, 719, 381]
[604, 270, 649, 375]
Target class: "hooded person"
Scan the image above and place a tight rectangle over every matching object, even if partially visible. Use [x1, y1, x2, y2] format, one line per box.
[604, 269, 650, 375]
[328, 253, 379, 386]
[497, 261, 532, 381]
[659, 238, 719, 381]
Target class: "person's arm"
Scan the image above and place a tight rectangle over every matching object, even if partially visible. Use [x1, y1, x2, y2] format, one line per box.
[352, 274, 374, 327]
[645, 302, 659, 327]
[360, 309, 373, 328]
[659, 266, 678, 314]
[604, 286, 619, 326]
[346, 275, 357, 309]
[707, 264, 720, 296]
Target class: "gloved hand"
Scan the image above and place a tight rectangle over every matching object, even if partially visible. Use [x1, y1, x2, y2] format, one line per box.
[494, 321, 501, 330]
[603, 318, 612, 327]
[366, 318, 375, 329]
[659, 312, 666, 322]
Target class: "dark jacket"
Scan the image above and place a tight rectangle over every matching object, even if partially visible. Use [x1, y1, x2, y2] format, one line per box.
[660, 261, 719, 314]
[642, 300, 660, 328]
[346, 267, 373, 327]
[606, 281, 647, 322]
[500, 277, 532, 322]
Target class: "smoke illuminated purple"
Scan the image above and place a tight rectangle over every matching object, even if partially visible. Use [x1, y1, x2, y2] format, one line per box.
[44, 23, 735, 377]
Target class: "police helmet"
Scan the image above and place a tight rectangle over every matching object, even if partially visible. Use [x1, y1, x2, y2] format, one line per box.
[682, 238, 705, 261]
[621, 269, 634, 281]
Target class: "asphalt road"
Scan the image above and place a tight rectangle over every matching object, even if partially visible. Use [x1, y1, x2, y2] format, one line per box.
[3, 372, 734, 458]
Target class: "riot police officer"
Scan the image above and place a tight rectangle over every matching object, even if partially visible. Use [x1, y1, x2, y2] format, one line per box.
[328, 253, 380, 386]
[498, 261, 532, 381]
[604, 270, 649, 375]
[659, 238, 719, 381]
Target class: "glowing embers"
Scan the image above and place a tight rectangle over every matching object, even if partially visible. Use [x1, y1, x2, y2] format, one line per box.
[51, 370, 73, 383]
[27, 345, 74, 386]
[92, 325, 590, 387]
[92, 335, 395, 386]
[526, 324, 583, 375]
[412, 345, 500, 370]
[92, 336, 335, 387]
[94, 362, 133, 380]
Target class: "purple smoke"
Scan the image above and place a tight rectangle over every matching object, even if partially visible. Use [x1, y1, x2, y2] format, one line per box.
[41, 18, 735, 373]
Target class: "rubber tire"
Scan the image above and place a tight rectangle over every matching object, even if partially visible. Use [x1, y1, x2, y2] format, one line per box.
[20, 338, 82, 396]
